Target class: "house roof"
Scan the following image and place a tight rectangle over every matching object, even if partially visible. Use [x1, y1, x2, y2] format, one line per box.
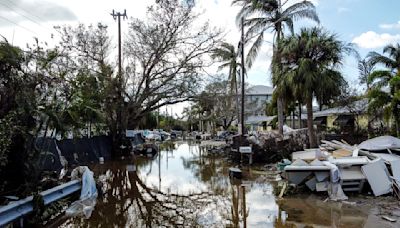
[248, 85, 274, 95]
[313, 98, 368, 117]
[245, 115, 275, 124]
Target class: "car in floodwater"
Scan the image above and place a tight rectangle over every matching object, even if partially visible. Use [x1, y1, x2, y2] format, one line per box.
[170, 130, 182, 140]
[126, 130, 159, 156]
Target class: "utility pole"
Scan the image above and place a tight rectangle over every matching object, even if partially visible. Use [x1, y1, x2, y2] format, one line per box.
[240, 17, 245, 137]
[111, 9, 127, 139]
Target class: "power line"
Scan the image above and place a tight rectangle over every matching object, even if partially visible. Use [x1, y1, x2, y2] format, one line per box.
[3, 0, 48, 23]
[0, 15, 37, 35]
[0, 1, 53, 35]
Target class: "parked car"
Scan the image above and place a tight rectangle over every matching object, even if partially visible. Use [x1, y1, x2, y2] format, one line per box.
[146, 131, 162, 141]
[170, 130, 182, 140]
[154, 129, 170, 141]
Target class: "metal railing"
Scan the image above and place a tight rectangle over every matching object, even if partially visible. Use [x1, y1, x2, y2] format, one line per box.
[0, 180, 81, 227]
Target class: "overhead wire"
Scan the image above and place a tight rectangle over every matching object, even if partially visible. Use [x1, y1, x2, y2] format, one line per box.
[3, 0, 48, 23]
[0, 0, 54, 36]
[0, 14, 37, 35]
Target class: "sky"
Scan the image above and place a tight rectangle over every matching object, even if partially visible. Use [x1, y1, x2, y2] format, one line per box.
[1, 0, 400, 115]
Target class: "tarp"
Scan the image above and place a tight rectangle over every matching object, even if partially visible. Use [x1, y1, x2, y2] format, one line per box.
[35, 136, 112, 171]
[358, 136, 400, 151]
[66, 166, 98, 218]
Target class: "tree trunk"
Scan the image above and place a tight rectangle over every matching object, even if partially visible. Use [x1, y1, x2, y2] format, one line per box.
[277, 97, 284, 134]
[306, 95, 317, 148]
[291, 110, 295, 129]
[298, 102, 302, 129]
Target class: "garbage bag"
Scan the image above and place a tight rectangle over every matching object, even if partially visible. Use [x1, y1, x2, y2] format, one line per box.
[66, 166, 98, 218]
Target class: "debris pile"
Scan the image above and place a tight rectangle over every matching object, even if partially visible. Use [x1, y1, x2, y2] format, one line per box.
[247, 128, 309, 163]
[281, 135, 400, 200]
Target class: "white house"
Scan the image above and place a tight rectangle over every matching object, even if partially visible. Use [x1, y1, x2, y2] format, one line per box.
[244, 85, 274, 131]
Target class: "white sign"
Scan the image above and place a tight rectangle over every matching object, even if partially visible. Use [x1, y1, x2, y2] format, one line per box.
[239, 146, 252, 153]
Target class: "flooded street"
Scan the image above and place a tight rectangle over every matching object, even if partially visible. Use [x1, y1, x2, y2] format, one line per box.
[57, 142, 399, 227]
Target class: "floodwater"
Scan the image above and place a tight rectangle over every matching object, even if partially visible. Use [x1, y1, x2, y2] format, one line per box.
[56, 142, 399, 228]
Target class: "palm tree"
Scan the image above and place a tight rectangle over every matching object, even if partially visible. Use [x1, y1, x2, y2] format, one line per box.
[357, 57, 375, 137]
[279, 27, 350, 147]
[358, 57, 375, 90]
[232, 0, 319, 135]
[367, 43, 400, 136]
[211, 42, 241, 124]
[315, 70, 347, 111]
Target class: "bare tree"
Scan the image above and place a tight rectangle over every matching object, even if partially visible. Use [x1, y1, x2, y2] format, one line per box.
[123, 0, 222, 128]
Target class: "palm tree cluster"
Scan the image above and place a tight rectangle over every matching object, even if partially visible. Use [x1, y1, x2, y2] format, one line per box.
[277, 27, 352, 147]
[233, 0, 319, 135]
[366, 44, 400, 137]
[227, 0, 355, 147]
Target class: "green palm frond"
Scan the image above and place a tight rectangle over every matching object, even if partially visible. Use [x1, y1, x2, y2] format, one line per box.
[217, 62, 232, 71]
[289, 8, 319, 24]
[246, 32, 264, 68]
[368, 70, 392, 86]
[244, 18, 270, 37]
[367, 51, 396, 69]
[234, 0, 319, 70]
[283, 1, 317, 16]
[382, 43, 400, 59]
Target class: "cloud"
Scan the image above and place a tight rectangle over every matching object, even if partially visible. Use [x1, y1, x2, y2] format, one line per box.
[352, 31, 400, 49]
[0, 0, 77, 27]
[379, 21, 400, 30]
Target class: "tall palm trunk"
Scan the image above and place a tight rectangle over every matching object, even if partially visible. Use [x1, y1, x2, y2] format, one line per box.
[306, 94, 317, 148]
[276, 28, 285, 135]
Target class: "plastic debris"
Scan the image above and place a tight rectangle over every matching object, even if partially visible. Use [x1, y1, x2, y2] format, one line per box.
[66, 166, 98, 219]
[382, 216, 396, 222]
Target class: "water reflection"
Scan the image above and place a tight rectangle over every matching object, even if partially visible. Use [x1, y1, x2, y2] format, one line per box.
[277, 196, 368, 227]
[57, 142, 378, 228]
